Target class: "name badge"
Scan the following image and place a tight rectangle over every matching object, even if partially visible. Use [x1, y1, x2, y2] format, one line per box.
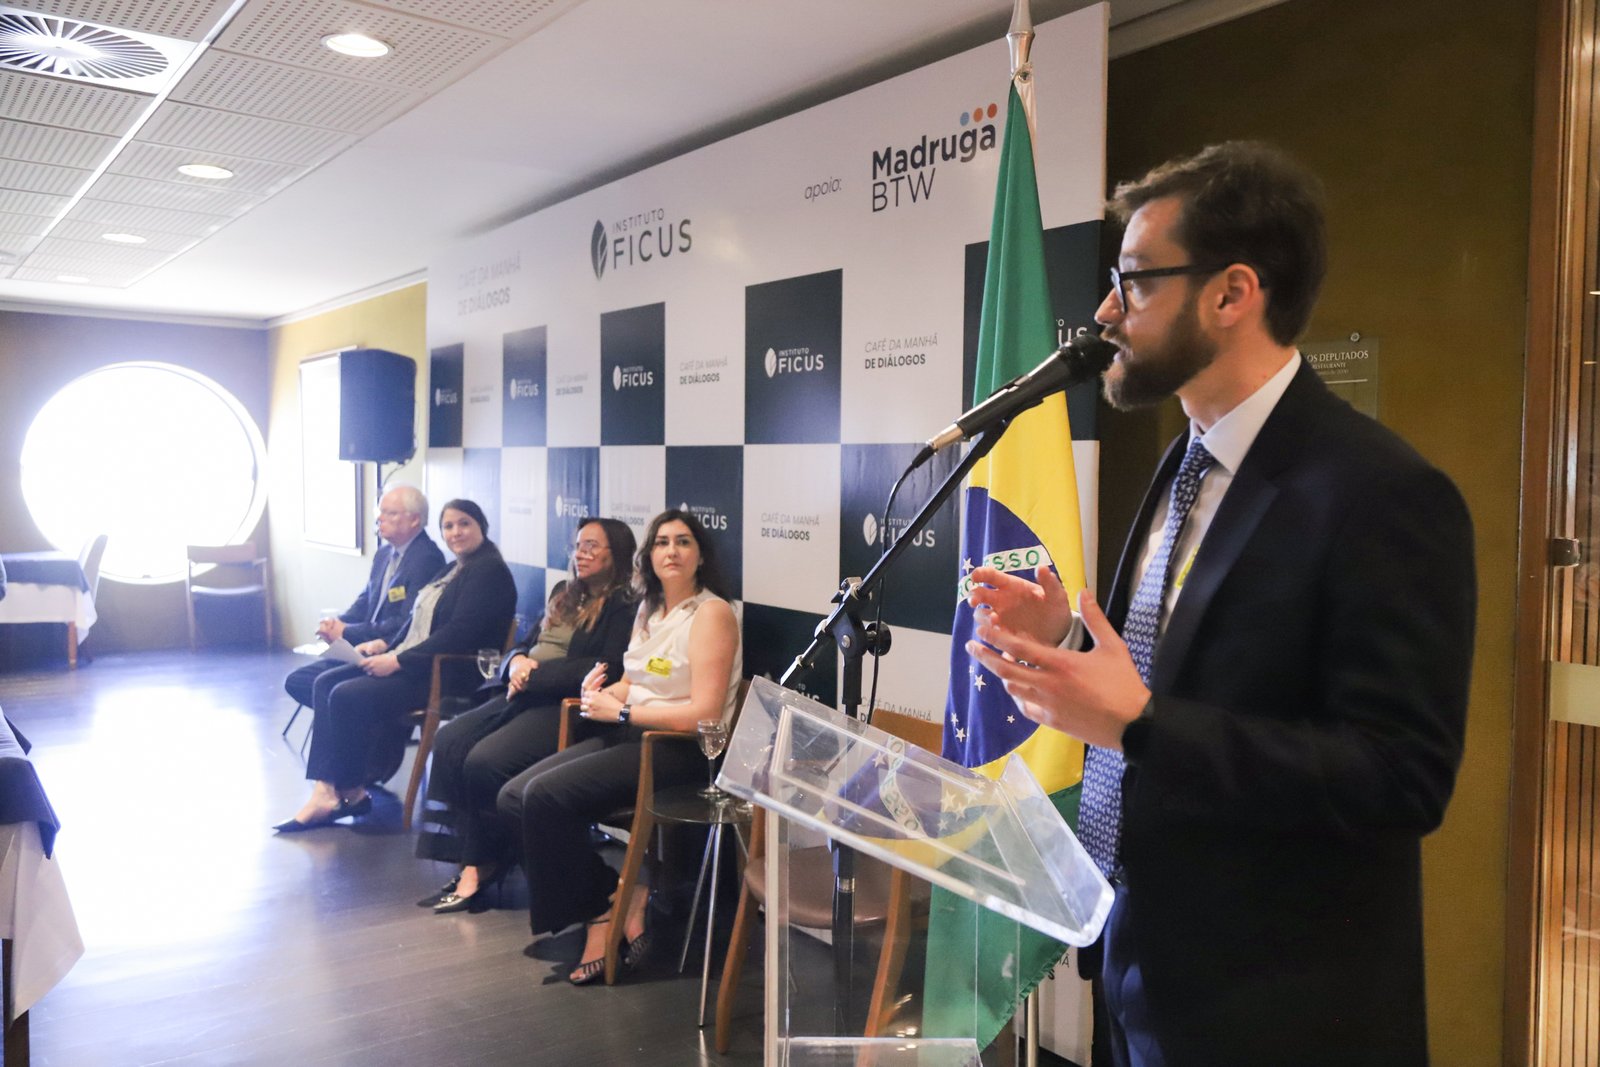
[387, 585, 407, 603]
[1174, 548, 1198, 592]
[646, 656, 673, 677]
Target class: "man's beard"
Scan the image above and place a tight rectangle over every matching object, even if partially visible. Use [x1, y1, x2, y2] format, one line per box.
[1102, 297, 1218, 410]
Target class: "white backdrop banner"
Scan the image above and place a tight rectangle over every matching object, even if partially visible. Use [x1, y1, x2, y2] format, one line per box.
[426, 5, 1107, 720]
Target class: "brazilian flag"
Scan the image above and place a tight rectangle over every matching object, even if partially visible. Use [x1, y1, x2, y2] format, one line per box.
[921, 75, 1089, 1049]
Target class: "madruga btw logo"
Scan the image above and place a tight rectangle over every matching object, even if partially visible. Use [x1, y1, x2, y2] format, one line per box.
[553, 495, 589, 519]
[591, 209, 692, 279]
[507, 378, 539, 399]
[763, 346, 826, 378]
[871, 103, 999, 212]
[863, 513, 934, 549]
[434, 387, 459, 405]
[612, 365, 655, 390]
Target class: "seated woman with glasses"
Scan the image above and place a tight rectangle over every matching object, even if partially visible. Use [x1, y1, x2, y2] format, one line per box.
[498, 508, 741, 984]
[416, 518, 639, 913]
[273, 499, 516, 833]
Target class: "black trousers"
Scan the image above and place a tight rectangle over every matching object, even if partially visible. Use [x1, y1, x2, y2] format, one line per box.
[284, 658, 344, 707]
[497, 724, 701, 936]
[303, 664, 429, 790]
[418, 692, 561, 866]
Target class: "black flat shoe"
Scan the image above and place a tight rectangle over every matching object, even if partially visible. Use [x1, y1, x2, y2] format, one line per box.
[334, 794, 372, 819]
[272, 812, 336, 833]
[417, 875, 460, 907]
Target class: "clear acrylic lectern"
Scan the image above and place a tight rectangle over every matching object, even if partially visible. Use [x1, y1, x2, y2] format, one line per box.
[718, 677, 1113, 1066]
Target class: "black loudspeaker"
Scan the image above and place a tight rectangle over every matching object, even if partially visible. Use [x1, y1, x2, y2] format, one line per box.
[339, 348, 416, 462]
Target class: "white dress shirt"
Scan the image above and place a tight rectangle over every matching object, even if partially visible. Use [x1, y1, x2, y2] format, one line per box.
[1131, 352, 1301, 634]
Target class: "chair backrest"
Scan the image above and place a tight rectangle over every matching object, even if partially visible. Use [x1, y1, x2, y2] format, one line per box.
[868, 707, 944, 753]
[188, 542, 259, 565]
[78, 533, 108, 599]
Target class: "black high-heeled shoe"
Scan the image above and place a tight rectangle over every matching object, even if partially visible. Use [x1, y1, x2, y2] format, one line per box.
[417, 874, 460, 908]
[569, 917, 611, 986]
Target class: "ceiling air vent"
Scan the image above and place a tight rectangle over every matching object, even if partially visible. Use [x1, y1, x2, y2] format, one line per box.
[0, 7, 195, 93]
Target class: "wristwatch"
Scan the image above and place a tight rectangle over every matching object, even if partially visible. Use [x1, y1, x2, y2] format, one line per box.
[617, 703, 632, 725]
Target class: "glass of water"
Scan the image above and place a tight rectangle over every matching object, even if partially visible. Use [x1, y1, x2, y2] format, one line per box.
[697, 718, 730, 799]
[476, 648, 503, 682]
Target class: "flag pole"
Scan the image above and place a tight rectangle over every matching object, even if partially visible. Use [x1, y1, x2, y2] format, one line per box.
[1010, 11, 1045, 1067]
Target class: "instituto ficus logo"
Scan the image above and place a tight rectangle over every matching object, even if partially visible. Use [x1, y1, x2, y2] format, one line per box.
[763, 346, 825, 378]
[591, 209, 692, 279]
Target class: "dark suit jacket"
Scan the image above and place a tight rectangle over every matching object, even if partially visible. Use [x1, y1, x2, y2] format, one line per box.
[392, 544, 517, 676]
[339, 532, 447, 646]
[1098, 362, 1475, 1065]
[499, 590, 638, 707]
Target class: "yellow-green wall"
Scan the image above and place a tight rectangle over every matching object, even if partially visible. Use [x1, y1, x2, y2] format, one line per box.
[265, 283, 427, 647]
[1103, 0, 1532, 1062]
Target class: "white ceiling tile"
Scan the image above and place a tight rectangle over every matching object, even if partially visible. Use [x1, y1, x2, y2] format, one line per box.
[66, 196, 228, 236]
[366, 0, 573, 40]
[137, 101, 354, 165]
[28, 233, 172, 267]
[0, 157, 88, 194]
[0, 118, 116, 168]
[49, 215, 191, 250]
[170, 50, 417, 132]
[86, 170, 259, 214]
[0, 207, 48, 235]
[12, 0, 236, 43]
[0, 67, 145, 133]
[215, 0, 505, 90]
[13, 263, 131, 284]
[108, 141, 306, 195]
[0, 186, 65, 215]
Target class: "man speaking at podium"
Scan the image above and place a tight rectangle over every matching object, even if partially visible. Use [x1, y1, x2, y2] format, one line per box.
[965, 142, 1475, 1066]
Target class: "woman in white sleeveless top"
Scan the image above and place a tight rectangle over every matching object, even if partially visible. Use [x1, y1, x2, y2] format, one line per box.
[497, 509, 741, 984]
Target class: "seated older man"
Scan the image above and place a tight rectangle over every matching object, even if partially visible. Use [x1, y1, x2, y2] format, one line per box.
[283, 485, 446, 707]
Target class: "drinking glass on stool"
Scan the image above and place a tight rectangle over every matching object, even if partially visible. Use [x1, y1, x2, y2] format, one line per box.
[697, 718, 729, 799]
[476, 647, 503, 682]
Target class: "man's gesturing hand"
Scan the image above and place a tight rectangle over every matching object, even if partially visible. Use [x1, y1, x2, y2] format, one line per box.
[966, 590, 1149, 751]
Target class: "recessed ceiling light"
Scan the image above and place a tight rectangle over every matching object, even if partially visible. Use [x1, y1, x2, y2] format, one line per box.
[321, 32, 390, 58]
[177, 163, 233, 180]
[57, 274, 89, 283]
[101, 232, 146, 244]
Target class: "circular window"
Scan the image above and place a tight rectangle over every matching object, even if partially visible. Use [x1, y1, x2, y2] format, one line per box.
[20, 363, 267, 584]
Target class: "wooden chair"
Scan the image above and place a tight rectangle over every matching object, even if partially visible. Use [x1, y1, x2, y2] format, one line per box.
[401, 620, 518, 830]
[714, 707, 943, 1053]
[185, 543, 271, 651]
[556, 677, 752, 986]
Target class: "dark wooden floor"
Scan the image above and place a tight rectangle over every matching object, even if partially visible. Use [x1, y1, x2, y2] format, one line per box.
[0, 649, 765, 1066]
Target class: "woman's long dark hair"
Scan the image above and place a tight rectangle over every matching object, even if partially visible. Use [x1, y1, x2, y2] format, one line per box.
[438, 498, 500, 569]
[633, 509, 731, 620]
[547, 517, 636, 632]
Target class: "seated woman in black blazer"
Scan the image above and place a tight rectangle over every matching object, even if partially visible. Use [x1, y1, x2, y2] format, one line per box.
[417, 517, 637, 912]
[274, 499, 516, 832]
[499, 509, 741, 983]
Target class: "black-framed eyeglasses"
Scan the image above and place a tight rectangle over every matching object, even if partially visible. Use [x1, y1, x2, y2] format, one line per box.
[1108, 264, 1226, 310]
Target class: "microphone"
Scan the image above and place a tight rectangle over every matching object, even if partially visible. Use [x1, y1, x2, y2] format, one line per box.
[913, 332, 1117, 467]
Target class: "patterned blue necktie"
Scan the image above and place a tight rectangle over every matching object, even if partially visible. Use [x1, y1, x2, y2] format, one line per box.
[1079, 437, 1215, 876]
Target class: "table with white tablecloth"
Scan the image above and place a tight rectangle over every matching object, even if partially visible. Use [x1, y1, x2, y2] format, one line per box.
[0, 710, 79, 1067]
[0, 553, 96, 669]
